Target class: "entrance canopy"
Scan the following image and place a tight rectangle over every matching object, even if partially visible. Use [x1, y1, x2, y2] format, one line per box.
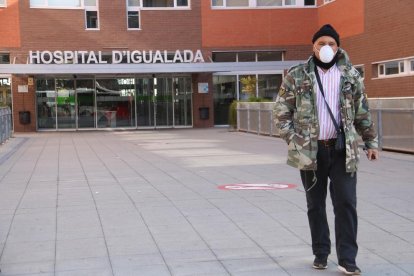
[0, 61, 302, 75]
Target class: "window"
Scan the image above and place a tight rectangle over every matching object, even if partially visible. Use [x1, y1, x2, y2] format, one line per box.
[30, 0, 102, 9]
[142, 0, 189, 8]
[30, 0, 82, 8]
[257, 51, 282, 61]
[380, 61, 400, 76]
[85, 0, 99, 29]
[212, 51, 283, 62]
[238, 52, 255, 62]
[304, 0, 315, 5]
[239, 75, 256, 100]
[85, 11, 98, 28]
[258, 74, 282, 100]
[226, 0, 248, 7]
[212, 0, 307, 8]
[375, 57, 414, 78]
[128, 11, 140, 28]
[128, 0, 140, 6]
[127, 0, 140, 29]
[212, 52, 237, 62]
[257, 0, 282, 6]
[0, 0, 6, 7]
[212, 0, 223, 6]
[0, 53, 10, 64]
[355, 65, 365, 79]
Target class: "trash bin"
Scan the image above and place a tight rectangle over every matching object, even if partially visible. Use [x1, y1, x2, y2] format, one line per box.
[19, 111, 31, 125]
[199, 107, 209, 120]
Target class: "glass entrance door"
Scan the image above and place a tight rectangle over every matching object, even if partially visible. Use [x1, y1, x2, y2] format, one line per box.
[136, 77, 174, 128]
[95, 78, 136, 128]
[213, 75, 237, 125]
[136, 78, 154, 127]
[173, 77, 192, 126]
[36, 78, 56, 130]
[36, 75, 192, 130]
[154, 77, 173, 127]
[76, 79, 95, 128]
[56, 79, 76, 129]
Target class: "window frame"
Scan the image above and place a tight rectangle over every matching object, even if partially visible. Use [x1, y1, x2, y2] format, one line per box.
[304, 0, 316, 6]
[85, 1, 99, 30]
[212, 50, 284, 63]
[211, 0, 315, 9]
[30, 0, 89, 9]
[141, 0, 191, 10]
[373, 57, 414, 79]
[0, 53, 10, 64]
[127, 0, 141, 30]
[0, 0, 7, 8]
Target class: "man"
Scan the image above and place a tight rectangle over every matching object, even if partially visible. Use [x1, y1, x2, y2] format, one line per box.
[274, 24, 379, 275]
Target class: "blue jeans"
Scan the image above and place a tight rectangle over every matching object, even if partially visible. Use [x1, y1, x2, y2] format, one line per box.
[300, 142, 358, 264]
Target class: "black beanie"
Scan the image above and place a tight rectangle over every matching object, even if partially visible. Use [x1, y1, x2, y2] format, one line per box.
[312, 24, 340, 46]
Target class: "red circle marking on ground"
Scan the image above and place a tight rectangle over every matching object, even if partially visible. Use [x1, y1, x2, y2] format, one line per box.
[218, 183, 297, 190]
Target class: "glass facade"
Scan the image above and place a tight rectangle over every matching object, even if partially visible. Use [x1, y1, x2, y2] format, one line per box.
[258, 74, 282, 100]
[213, 73, 282, 125]
[36, 75, 192, 130]
[36, 78, 56, 129]
[213, 75, 237, 125]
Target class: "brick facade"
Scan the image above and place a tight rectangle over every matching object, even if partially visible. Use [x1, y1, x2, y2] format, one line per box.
[12, 75, 36, 132]
[343, 0, 414, 98]
[1, 0, 413, 132]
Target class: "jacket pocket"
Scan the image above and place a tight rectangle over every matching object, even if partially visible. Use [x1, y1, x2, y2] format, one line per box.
[287, 127, 313, 169]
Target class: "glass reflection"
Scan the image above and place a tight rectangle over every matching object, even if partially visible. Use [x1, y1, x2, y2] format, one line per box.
[77, 79, 95, 128]
[258, 74, 282, 101]
[96, 78, 136, 128]
[36, 79, 56, 129]
[213, 75, 236, 125]
[56, 79, 76, 129]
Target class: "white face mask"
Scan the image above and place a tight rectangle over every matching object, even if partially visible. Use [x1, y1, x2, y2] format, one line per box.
[315, 45, 337, 63]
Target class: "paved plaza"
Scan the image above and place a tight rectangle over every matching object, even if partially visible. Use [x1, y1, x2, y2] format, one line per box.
[0, 128, 413, 276]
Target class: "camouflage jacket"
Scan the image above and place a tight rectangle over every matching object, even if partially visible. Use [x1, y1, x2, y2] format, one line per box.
[274, 49, 378, 172]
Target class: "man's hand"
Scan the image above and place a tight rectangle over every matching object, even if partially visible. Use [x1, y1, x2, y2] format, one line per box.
[364, 148, 379, 161]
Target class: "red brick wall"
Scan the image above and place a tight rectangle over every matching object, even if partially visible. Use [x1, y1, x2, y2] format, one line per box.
[317, 0, 364, 39]
[0, 0, 20, 48]
[192, 73, 214, 128]
[8, 0, 414, 133]
[14, 1, 202, 62]
[341, 0, 414, 98]
[12, 76, 36, 132]
[201, 1, 318, 47]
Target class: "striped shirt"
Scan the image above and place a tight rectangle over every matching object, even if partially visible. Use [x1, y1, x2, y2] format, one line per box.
[316, 65, 342, 140]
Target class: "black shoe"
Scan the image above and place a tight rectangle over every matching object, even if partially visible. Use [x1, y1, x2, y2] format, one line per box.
[338, 262, 361, 275]
[313, 255, 328, 269]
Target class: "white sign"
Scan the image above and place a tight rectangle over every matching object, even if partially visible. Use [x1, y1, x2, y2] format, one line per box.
[29, 49, 205, 64]
[198, 83, 209, 94]
[18, 85, 28, 93]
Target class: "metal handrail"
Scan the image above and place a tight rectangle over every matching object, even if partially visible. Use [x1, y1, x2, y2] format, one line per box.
[237, 103, 414, 154]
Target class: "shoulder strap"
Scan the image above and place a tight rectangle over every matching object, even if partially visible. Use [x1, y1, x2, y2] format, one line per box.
[314, 66, 342, 134]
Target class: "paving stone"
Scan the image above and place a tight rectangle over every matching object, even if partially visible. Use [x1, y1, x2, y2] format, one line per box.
[0, 129, 412, 276]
